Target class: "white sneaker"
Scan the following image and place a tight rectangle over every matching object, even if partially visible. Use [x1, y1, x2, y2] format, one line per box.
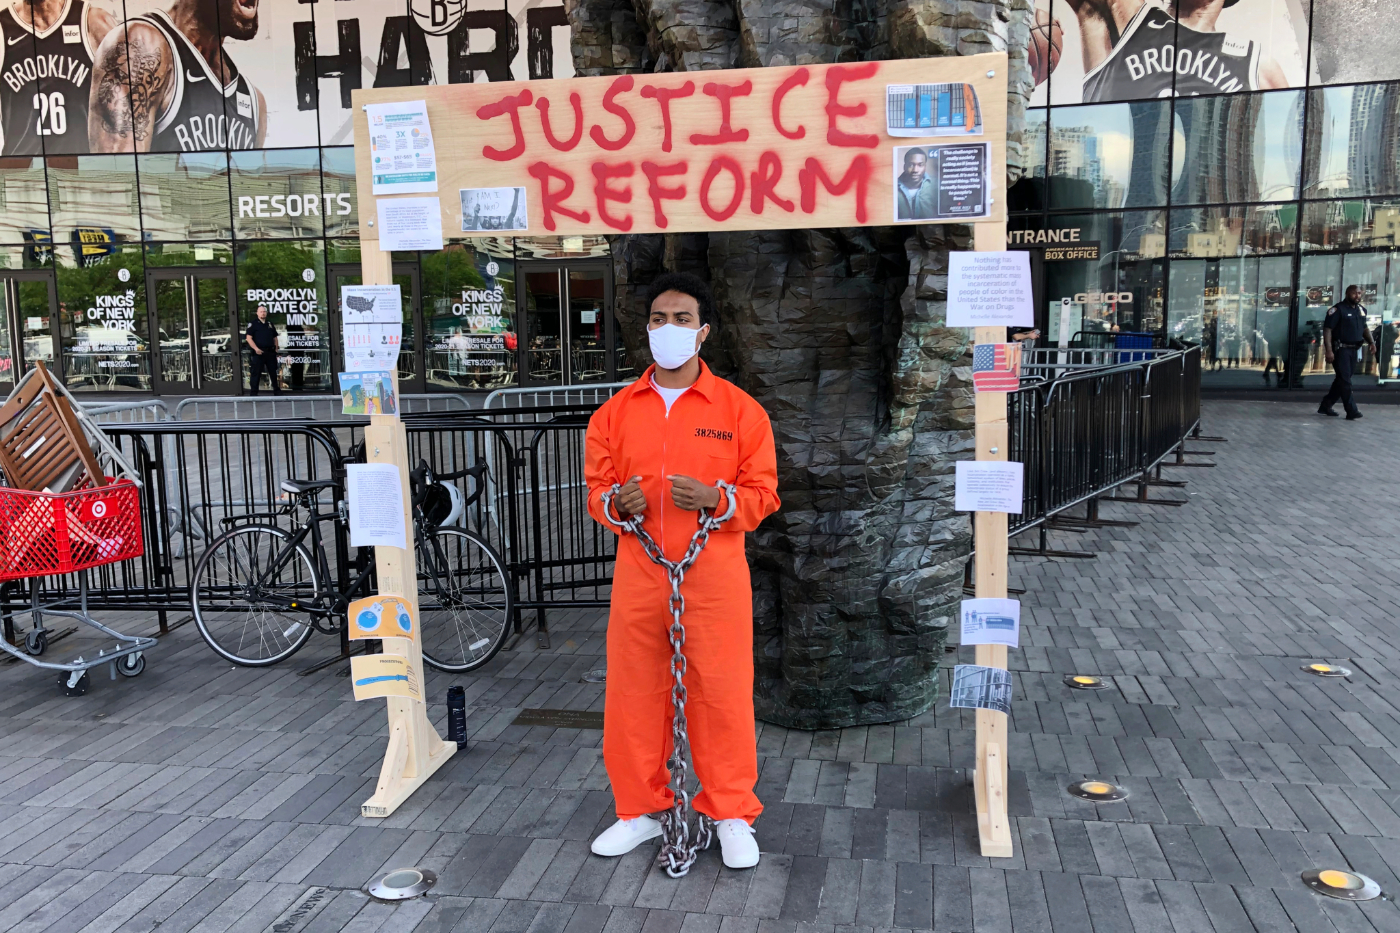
[590, 816, 663, 857]
[716, 819, 760, 869]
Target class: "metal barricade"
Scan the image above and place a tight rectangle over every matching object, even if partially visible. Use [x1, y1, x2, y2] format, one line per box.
[482, 382, 631, 423]
[1006, 344, 1202, 538]
[175, 393, 474, 422]
[81, 399, 173, 423]
[32, 348, 1200, 651]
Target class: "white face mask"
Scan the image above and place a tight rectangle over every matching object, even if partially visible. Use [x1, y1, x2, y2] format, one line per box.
[648, 323, 706, 370]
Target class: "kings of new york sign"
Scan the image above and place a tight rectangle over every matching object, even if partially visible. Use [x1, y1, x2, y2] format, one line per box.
[354, 55, 1007, 239]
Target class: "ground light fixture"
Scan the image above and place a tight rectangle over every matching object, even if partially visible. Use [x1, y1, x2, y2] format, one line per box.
[1067, 780, 1129, 802]
[367, 868, 437, 902]
[1301, 869, 1382, 901]
[1302, 663, 1351, 678]
[1064, 675, 1110, 690]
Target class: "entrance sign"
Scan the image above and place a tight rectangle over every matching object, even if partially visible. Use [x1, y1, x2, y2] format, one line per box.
[353, 57, 1007, 238]
[947, 251, 1033, 327]
[352, 54, 1011, 848]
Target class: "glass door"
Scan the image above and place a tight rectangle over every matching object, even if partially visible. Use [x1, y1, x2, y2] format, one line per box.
[148, 269, 236, 395]
[518, 260, 619, 386]
[329, 263, 422, 394]
[0, 272, 57, 392]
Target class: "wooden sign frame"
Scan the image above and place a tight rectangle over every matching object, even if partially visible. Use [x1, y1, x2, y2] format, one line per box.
[352, 55, 1007, 239]
[350, 251, 456, 819]
[350, 56, 1014, 851]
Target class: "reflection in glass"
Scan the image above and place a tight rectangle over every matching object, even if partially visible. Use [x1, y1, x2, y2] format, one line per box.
[1303, 84, 1400, 198]
[144, 242, 234, 267]
[524, 269, 562, 384]
[1294, 251, 1400, 387]
[569, 270, 607, 383]
[1301, 198, 1400, 251]
[45, 155, 141, 244]
[1172, 90, 1303, 204]
[0, 158, 48, 246]
[1168, 256, 1294, 386]
[320, 149, 358, 239]
[1038, 211, 1166, 335]
[512, 236, 611, 259]
[236, 241, 328, 392]
[230, 149, 326, 240]
[1010, 108, 1047, 212]
[1047, 101, 1170, 210]
[137, 153, 233, 241]
[150, 271, 235, 392]
[1168, 204, 1297, 257]
[196, 277, 234, 389]
[153, 277, 191, 389]
[57, 246, 149, 392]
[423, 246, 517, 390]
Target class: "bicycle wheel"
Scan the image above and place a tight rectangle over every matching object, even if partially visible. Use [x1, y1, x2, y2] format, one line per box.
[191, 524, 321, 666]
[417, 527, 513, 672]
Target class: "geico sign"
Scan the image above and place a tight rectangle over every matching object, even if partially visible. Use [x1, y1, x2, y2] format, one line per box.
[1074, 291, 1134, 304]
[237, 194, 353, 218]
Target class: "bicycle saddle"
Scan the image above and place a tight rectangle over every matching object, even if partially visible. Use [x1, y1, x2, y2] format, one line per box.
[280, 478, 337, 496]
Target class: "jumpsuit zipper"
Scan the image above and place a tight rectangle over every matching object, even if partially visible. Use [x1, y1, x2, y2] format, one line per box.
[659, 389, 667, 560]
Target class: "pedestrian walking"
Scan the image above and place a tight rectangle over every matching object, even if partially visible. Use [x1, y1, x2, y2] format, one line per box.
[244, 304, 282, 396]
[1318, 285, 1373, 420]
[584, 272, 780, 870]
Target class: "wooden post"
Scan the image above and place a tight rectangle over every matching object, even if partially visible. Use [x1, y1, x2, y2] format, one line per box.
[357, 244, 456, 819]
[971, 220, 1013, 858]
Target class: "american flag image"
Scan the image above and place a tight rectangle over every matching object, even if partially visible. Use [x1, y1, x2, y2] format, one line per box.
[971, 343, 1022, 392]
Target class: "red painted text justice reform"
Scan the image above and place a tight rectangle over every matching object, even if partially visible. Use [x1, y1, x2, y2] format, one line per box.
[468, 63, 887, 231]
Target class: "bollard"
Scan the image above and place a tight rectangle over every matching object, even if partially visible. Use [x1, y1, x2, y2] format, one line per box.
[446, 686, 468, 749]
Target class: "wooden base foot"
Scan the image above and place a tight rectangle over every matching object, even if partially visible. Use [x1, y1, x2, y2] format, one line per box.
[360, 706, 456, 818]
[974, 741, 1013, 857]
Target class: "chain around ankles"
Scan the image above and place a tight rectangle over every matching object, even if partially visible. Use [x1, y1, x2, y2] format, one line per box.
[601, 479, 738, 877]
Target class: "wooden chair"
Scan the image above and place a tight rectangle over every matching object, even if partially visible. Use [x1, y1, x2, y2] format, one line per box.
[0, 362, 106, 492]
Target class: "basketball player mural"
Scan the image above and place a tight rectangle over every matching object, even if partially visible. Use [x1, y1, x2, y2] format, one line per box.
[0, 0, 116, 155]
[88, 0, 265, 152]
[1031, 0, 1287, 102]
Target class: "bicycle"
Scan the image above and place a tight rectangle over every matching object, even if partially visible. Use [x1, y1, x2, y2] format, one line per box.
[189, 458, 513, 672]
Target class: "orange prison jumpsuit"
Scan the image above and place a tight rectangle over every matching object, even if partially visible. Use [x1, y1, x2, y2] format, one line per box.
[586, 362, 779, 824]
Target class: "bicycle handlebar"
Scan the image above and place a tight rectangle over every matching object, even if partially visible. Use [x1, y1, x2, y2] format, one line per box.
[409, 459, 489, 511]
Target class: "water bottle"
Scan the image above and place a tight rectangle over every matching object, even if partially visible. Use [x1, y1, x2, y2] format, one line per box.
[446, 686, 467, 749]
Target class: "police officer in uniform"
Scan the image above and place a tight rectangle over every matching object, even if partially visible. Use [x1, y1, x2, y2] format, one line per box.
[244, 304, 280, 396]
[1319, 285, 1373, 420]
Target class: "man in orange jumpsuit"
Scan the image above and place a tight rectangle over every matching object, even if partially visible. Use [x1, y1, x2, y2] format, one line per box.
[585, 272, 780, 870]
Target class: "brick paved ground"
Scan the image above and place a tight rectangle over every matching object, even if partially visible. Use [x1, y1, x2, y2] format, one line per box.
[1, 400, 1398, 932]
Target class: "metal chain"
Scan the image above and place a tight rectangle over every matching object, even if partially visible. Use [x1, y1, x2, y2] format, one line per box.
[601, 479, 737, 877]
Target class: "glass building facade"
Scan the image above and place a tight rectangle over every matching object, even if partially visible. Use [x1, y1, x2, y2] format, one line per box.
[1019, 0, 1400, 389]
[0, 0, 636, 396]
[10, 0, 1399, 395]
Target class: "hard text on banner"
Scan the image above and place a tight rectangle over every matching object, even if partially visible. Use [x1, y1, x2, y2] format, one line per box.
[353, 56, 1007, 239]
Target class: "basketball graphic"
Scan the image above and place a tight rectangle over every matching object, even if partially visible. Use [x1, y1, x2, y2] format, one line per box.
[1029, 8, 1062, 87]
[411, 0, 467, 35]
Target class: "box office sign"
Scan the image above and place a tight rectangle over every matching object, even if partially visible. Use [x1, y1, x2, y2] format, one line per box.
[354, 55, 1007, 238]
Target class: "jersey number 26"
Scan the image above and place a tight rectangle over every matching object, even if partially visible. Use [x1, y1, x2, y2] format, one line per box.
[32, 92, 66, 136]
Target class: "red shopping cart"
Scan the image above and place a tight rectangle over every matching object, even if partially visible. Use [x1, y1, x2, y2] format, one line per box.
[0, 365, 154, 695]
